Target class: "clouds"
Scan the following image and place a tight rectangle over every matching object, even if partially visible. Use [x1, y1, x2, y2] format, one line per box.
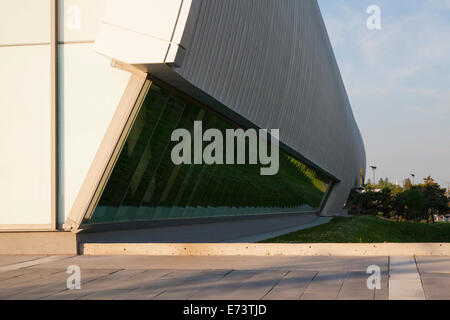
[318, 0, 450, 187]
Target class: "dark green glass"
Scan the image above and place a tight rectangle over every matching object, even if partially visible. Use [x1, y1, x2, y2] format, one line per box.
[84, 84, 331, 225]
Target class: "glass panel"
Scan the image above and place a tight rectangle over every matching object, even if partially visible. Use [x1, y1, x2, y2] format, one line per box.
[84, 84, 331, 225]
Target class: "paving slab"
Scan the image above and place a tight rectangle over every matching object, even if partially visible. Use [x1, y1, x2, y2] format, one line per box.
[2, 255, 448, 300]
[0, 256, 71, 273]
[337, 290, 375, 300]
[153, 271, 231, 300]
[0, 269, 66, 299]
[302, 271, 346, 293]
[42, 269, 122, 300]
[113, 270, 228, 300]
[389, 280, 426, 300]
[421, 273, 450, 300]
[109, 270, 180, 300]
[297, 271, 346, 300]
[0, 256, 44, 267]
[216, 270, 287, 300]
[416, 256, 450, 274]
[389, 256, 425, 300]
[0, 268, 32, 281]
[188, 270, 259, 300]
[337, 271, 376, 300]
[374, 274, 389, 300]
[6, 271, 71, 300]
[300, 291, 339, 300]
[27, 255, 389, 272]
[389, 256, 421, 281]
[68, 269, 153, 300]
[424, 292, 450, 300]
[262, 271, 317, 300]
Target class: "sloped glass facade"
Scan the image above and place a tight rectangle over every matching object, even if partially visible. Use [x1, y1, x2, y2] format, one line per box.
[83, 83, 331, 225]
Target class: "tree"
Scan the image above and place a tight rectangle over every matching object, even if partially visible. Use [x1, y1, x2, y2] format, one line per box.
[348, 176, 449, 223]
[404, 187, 425, 222]
[392, 191, 407, 221]
[403, 178, 412, 190]
[377, 188, 393, 218]
[421, 176, 449, 222]
[346, 189, 379, 216]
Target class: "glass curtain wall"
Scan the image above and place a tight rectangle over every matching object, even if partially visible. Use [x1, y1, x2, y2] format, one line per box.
[83, 83, 331, 225]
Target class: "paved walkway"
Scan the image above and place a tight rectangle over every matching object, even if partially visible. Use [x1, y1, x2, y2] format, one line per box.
[78, 214, 328, 244]
[0, 255, 449, 300]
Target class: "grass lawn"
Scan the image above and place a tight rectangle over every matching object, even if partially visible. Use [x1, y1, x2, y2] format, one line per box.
[260, 215, 450, 243]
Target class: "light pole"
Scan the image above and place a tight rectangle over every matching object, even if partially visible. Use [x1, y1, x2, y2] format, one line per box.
[370, 166, 377, 185]
[410, 173, 415, 185]
[446, 181, 449, 198]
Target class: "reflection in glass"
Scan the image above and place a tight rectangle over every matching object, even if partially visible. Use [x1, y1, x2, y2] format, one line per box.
[84, 84, 331, 225]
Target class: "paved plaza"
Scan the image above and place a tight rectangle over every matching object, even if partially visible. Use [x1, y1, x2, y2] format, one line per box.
[0, 255, 449, 300]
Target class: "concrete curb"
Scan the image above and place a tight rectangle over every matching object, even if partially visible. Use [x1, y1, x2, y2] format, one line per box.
[0, 232, 78, 255]
[80, 243, 450, 256]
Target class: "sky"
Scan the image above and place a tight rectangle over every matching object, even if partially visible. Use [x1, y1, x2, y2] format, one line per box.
[317, 0, 450, 189]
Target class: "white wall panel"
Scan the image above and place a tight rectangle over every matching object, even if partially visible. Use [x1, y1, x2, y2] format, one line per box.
[0, 45, 51, 225]
[0, 0, 50, 45]
[94, 0, 186, 65]
[102, 0, 182, 41]
[58, 43, 131, 224]
[58, 0, 108, 43]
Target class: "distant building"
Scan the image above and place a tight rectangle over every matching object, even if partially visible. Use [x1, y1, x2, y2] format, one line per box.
[434, 215, 450, 223]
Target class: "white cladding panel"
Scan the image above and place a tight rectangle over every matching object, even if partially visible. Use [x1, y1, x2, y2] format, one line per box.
[94, 0, 188, 65]
[58, 0, 108, 43]
[58, 43, 131, 224]
[0, 45, 52, 225]
[0, 0, 50, 45]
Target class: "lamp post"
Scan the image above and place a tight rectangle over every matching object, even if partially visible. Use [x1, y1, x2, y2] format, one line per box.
[370, 166, 377, 185]
[446, 181, 449, 198]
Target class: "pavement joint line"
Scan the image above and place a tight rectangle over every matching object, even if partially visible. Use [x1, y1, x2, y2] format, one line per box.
[260, 270, 290, 300]
[335, 271, 347, 300]
[415, 255, 427, 299]
[298, 271, 318, 300]
[0, 256, 73, 273]
[387, 256, 390, 300]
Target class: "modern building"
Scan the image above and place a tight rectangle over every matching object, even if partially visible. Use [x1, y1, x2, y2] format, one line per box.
[0, 0, 365, 254]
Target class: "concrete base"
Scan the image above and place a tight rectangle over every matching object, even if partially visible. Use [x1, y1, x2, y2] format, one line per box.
[80, 243, 450, 257]
[0, 232, 78, 255]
